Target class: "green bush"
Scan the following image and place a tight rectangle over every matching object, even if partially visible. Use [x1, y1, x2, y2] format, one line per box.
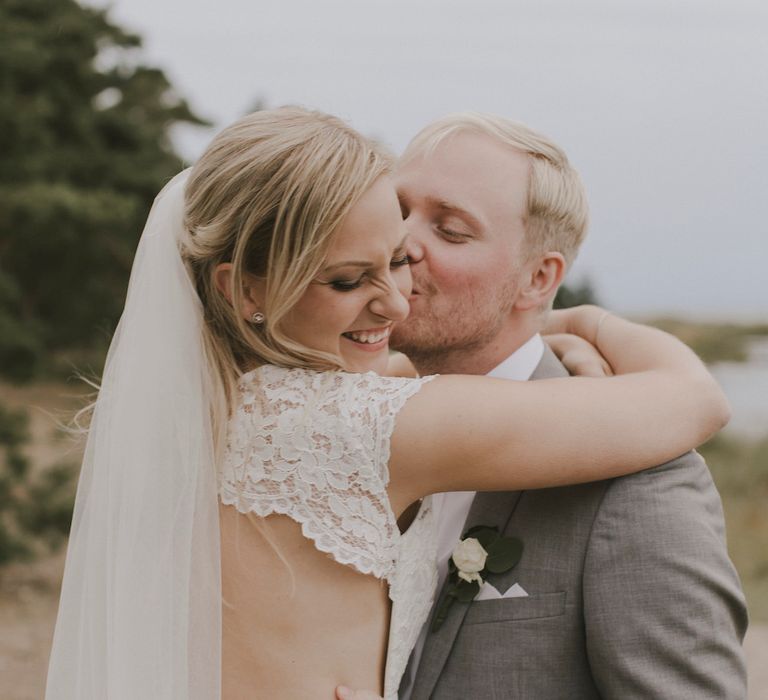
[0, 401, 77, 565]
[701, 434, 768, 621]
[554, 278, 599, 309]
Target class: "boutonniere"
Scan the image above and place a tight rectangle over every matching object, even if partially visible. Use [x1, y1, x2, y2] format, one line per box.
[431, 525, 523, 632]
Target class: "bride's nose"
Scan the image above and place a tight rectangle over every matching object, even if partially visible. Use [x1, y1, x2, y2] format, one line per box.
[369, 281, 410, 322]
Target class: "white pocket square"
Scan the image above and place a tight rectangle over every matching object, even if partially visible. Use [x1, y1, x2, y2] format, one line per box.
[475, 582, 529, 601]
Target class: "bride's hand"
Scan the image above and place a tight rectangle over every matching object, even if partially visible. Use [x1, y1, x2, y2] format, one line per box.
[545, 333, 614, 377]
[335, 686, 383, 700]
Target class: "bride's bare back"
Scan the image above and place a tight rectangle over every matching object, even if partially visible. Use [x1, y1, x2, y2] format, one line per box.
[220, 507, 390, 699]
[217, 366, 438, 699]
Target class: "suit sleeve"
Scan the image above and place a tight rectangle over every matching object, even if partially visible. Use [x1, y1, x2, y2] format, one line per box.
[583, 451, 748, 699]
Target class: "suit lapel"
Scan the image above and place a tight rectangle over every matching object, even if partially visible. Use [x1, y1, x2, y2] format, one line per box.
[410, 491, 522, 699]
[409, 346, 567, 699]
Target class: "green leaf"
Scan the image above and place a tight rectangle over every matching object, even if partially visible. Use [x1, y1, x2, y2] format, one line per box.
[484, 536, 523, 574]
[462, 525, 499, 549]
[454, 578, 481, 603]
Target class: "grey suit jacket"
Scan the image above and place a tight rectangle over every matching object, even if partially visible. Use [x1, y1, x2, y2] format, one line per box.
[405, 348, 748, 699]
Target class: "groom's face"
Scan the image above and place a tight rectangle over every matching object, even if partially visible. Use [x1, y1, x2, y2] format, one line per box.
[391, 132, 531, 359]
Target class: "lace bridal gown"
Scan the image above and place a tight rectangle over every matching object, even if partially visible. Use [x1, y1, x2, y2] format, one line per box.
[218, 365, 440, 698]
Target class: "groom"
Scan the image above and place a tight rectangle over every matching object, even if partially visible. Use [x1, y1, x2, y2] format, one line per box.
[391, 113, 748, 699]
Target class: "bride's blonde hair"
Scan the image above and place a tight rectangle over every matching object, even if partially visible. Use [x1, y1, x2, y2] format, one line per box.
[181, 107, 393, 446]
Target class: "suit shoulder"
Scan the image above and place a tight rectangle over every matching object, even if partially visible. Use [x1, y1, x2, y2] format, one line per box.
[600, 449, 719, 507]
[589, 449, 731, 555]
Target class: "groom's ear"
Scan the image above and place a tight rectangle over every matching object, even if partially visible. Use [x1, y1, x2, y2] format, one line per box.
[213, 263, 266, 320]
[512, 251, 566, 312]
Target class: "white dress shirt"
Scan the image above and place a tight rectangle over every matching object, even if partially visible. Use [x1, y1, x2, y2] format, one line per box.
[399, 334, 545, 699]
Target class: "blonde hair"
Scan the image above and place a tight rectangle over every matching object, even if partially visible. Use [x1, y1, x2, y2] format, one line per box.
[181, 107, 392, 445]
[402, 112, 589, 266]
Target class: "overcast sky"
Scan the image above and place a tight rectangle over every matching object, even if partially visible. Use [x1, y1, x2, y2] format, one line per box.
[87, 0, 768, 319]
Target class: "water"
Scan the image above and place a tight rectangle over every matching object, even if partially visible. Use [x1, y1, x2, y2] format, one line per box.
[710, 337, 768, 440]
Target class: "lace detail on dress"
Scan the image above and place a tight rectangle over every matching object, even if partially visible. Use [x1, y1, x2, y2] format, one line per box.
[219, 365, 435, 580]
[384, 498, 439, 700]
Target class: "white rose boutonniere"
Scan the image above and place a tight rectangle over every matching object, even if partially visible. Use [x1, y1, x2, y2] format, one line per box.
[452, 537, 488, 584]
[432, 525, 523, 632]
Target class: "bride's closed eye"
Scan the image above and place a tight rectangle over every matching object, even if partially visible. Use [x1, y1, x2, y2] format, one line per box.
[329, 255, 409, 292]
[331, 277, 365, 292]
[390, 254, 410, 268]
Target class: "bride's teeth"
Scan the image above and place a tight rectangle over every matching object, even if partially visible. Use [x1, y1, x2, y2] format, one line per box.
[344, 328, 389, 344]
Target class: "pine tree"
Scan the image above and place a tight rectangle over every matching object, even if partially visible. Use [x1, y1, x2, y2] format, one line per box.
[0, 0, 208, 380]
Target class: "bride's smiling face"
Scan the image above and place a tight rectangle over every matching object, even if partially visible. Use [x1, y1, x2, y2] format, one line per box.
[282, 176, 412, 374]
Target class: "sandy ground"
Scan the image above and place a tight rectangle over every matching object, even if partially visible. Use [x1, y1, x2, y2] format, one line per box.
[1, 383, 766, 698]
[0, 554, 64, 700]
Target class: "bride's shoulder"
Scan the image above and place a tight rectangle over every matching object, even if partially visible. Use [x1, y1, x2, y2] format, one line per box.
[236, 364, 436, 414]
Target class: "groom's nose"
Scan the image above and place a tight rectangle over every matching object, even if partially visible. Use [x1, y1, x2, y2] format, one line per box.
[405, 229, 426, 264]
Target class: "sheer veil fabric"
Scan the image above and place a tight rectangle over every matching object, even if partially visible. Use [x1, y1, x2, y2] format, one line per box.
[45, 171, 222, 699]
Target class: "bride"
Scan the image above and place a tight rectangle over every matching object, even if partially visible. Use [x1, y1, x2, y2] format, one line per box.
[45, 107, 729, 700]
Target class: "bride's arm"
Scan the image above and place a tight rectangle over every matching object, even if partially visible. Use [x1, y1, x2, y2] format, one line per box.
[336, 687, 382, 700]
[387, 306, 729, 510]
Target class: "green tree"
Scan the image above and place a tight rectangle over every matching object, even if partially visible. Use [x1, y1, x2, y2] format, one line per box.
[0, 0, 207, 380]
[554, 278, 599, 309]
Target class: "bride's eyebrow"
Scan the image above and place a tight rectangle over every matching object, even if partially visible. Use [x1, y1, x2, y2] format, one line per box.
[322, 235, 410, 272]
[322, 259, 374, 272]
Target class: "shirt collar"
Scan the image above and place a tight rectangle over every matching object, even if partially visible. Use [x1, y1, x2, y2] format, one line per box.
[486, 333, 545, 381]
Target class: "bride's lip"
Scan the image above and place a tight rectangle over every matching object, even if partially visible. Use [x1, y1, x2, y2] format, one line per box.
[343, 325, 391, 334]
[341, 326, 391, 352]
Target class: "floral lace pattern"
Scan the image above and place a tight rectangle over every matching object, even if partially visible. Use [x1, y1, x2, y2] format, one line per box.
[219, 365, 441, 695]
[219, 365, 436, 580]
[384, 497, 439, 699]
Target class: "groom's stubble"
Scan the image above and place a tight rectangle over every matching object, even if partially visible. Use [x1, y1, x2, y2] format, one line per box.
[390, 267, 523, 376]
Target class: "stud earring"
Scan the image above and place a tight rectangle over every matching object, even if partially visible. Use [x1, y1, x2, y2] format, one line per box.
[251, 311, 265, 324]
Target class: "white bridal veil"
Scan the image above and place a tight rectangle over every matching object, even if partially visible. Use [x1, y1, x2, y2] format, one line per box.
[45, 171, 222, 699]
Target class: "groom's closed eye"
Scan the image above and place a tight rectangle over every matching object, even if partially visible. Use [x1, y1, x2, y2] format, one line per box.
[436, 214, 474, 242]
[437, 225, 471, 242]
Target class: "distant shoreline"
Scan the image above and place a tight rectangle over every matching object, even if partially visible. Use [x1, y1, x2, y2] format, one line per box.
[640, 318, 768, 364]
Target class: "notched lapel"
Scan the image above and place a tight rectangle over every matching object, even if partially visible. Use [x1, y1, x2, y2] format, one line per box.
[409, 345, 564, 699]
[409, 491, 522, 699]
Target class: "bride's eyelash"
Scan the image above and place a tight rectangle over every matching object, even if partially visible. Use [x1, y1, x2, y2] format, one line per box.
[331, 278, 364, 291]
[329, 255, 408, 292]
[390, 255, 409, 268]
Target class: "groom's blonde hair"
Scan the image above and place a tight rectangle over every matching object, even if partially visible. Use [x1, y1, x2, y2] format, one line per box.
[182, 107, 392, 439]
[402, 112, 589, 267]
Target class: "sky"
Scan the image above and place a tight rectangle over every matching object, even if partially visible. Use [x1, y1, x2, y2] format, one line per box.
[86, 0, 768, 320]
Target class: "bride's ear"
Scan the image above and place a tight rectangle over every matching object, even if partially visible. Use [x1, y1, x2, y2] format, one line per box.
[213, 263, 266, 321]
